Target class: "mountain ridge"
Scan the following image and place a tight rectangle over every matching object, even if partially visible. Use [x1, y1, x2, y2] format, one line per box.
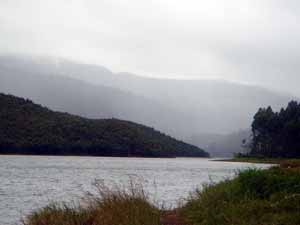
[0, 54, 297, 156]
[0, 93, 209, 157]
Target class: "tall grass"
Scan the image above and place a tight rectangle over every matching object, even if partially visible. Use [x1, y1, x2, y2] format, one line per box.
[182, 167, 300, 225]
[23, 181, 161, 225]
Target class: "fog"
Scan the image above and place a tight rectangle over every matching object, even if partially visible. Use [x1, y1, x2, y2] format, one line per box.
[0, 56, 294, 137]
[1, 0, 300, 96]
[1, 1, 300, 156]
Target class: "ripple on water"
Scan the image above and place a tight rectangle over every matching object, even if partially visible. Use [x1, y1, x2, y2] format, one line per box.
[0, 156, 272, 225]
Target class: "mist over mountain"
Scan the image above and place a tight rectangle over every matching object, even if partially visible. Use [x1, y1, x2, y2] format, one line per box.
[0, 54, 191, 138]
[187, 129, 252, 157]
[0, 55, 296, 155]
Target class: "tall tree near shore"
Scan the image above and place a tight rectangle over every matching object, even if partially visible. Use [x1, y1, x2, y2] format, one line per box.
[251, 101, 300, 158]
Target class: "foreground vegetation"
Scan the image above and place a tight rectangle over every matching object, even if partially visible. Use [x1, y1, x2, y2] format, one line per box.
[0, 93, 208, 157]
[24, 161, 300, 225]
[182, 163, 300, 225]
[23, 182, 161, 225]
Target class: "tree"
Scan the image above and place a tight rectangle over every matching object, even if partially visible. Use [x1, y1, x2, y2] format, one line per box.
[250, 101, 300, 158]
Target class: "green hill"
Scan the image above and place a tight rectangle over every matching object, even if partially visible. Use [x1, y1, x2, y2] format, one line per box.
[0, 93, 209, 157]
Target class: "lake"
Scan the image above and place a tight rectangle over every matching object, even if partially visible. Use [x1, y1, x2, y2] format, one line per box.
[0, 155, 272, 225]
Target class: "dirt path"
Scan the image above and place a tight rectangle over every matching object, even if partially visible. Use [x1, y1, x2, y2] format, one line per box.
[160, 210, 188, 225]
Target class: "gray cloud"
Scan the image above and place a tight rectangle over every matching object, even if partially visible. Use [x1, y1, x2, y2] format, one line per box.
[1, 0, 300, 95]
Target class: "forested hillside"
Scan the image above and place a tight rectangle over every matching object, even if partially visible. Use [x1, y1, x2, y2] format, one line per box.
[0, 93, 208, 157]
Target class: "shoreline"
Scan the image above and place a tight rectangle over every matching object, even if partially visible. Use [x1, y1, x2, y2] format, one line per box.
[212, 157, 295, 164]
[213, 158, 280, 164]
[22, 161, 300, 225]
[0, 153, 211, 159]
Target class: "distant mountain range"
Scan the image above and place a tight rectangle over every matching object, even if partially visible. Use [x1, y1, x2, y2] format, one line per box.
[0, 93, 208, 157]
[0, 55, 296, 156]
[186, 129, 252, 157]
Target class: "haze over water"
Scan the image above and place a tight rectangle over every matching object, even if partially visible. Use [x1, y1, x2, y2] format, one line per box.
[0, 156, 272, 225]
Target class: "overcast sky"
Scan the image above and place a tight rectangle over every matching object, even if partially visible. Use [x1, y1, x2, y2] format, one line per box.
[1, 0, 300, 95]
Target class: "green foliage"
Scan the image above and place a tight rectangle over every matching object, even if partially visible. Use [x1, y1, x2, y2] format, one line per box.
[251, 101, 300, 158]
[182, 167, 300, 225]
[0, 93, 209, 157]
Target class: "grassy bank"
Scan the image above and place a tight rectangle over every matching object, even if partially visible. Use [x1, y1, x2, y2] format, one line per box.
[182, 165, 300, 225]
[23, 161, 300, 225]
[23, 182, 161, 225]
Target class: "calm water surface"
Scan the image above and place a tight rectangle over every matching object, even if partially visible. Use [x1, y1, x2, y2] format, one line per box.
[0, 156, 272, 225]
